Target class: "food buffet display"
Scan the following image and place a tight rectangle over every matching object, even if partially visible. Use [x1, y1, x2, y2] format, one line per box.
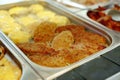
[0, 0, 120, 80]
[88, 4, 120, 32]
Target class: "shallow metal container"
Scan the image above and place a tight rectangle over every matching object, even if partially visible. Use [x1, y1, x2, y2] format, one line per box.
[0, 33, 42, 80]
[52, 0, 112, 11]
[0, 37, 23, 79]
[75, 3, 120, 36]
[0, 0, 120, 80]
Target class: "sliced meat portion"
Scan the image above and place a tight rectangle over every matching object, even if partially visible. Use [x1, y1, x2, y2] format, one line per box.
[17, 24, 108, 67]
[55, 25, 107, 54]
[34, 21, 57, 43]
[51, 31, 74, 50]
[17, 43, 57, 55]
[17, 42, 89, 67]
[87, 5, 120, 32]
[29, 48, 89, 67]
[55, 24, 85, 43]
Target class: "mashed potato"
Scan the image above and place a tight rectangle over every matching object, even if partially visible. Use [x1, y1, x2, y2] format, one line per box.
[9, 6, 29, 16]
[0, 4, 71, 44]
[0, 10, 15, 23]
[16, 15, 41, 35]
[8, 30, 31, 43]
[0, 23, 22, 35]
[0, 57, 21, 80]
[0, 10, 11, 17]
[0, 10, 22, 34]
[37, 10, 56, 21]
[50, 15, 70, 26]
[29, 4, 44, 13]
[16, 15, 40, 27]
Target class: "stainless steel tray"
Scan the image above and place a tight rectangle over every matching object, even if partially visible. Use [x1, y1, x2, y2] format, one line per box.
[0, 39, 22, 80]
[75, 3, 120, 36]
[52, 0, 112, 11]
[0, 0, 120, 80]
[0, 33, 42, 80]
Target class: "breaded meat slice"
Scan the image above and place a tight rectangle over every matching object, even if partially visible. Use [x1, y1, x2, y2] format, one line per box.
[55, 24, 85, 43]
[51, 31, 74, 50]
[34, 21, 57, 43]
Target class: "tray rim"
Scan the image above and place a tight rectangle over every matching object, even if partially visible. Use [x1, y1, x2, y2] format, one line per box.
[0, 0, 120, 79]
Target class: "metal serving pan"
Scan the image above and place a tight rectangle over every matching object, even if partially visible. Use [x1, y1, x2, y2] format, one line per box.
[0, 37, 23, 79]
[0, 0, 120, 80]
[0, 39, 22, 80]
[75, 3, 120, 36]
[52, 0, 112, 11]
[0, 33, 42, 80]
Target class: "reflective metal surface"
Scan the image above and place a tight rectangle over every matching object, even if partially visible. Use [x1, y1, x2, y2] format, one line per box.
[0, 0, 120, 80]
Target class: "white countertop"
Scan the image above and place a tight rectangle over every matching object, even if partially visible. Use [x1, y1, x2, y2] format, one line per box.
[0, 0, 25, 4]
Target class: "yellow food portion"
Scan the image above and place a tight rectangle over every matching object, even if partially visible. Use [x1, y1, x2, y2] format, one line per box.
[9, 6, 29, 16]
[0, 10, 22, 34]
[0, 4, 70, 43]
[37, 10, 56, 21]
[0, 23, 21, 35]
[0, 58, 21, 80]
[0, 10, 11, 17]
[34, 21, 57, 43]
[8, 30, 31, 43]
[52, 31, 74, 50]
[16, 15, 40, 34]
[50, 15, 70, 26]
[0, 10, 15, 24]
[29, 4, 44, 13]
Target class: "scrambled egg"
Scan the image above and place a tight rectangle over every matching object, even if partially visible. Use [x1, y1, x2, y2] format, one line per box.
[0, 58, 21, 80]
[29, 4, 44, 13]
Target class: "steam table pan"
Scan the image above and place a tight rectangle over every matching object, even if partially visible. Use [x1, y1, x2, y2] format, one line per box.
[52, 0, 112, 12]
[75, 3, 120, 36]
[0, 0, 120, 80]
[0, 34, 42, 80]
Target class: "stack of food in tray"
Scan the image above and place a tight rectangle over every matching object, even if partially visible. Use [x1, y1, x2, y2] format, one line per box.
[0, 45, 21, 80]
[0, 3, 108, 68]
